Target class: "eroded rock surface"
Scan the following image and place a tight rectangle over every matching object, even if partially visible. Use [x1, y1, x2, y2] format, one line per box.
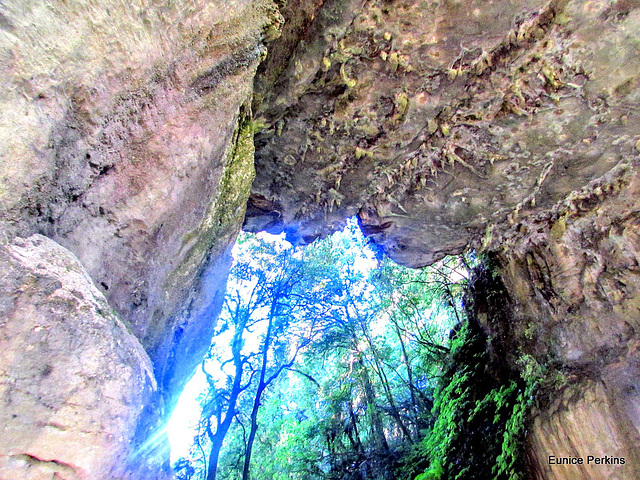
[527, 381, 640, 480]
[1, 0, 279, 476]
[249, 0, 640, 265]
[493, 164, 640, 479]
[0, 235, 157, 480]
[0, 0, 277, 424]
[493, 164, 640, 371]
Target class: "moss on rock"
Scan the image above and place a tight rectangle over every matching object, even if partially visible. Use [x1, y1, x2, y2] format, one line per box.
[168, 109, 256, 291]
[410, 261, 538, 480]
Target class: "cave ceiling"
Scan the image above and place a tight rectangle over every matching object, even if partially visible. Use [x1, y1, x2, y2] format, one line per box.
[247, 0, 640, 267]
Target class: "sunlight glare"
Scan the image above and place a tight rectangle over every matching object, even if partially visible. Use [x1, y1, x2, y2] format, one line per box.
[167, 368, 207, 463]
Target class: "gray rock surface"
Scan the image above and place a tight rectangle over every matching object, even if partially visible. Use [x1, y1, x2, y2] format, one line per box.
[493, 164, 640, 479]
[249, 0, 640, 267]
[0, 0, 278, 476]
[0, 0, 277, 430]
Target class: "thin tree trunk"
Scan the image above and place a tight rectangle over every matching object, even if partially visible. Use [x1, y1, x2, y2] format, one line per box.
[241, 303, 275, 480]
[206, 379, 242, 480]
[206, 435, 224, 480]
[348, 401, 364, 454]
[359, 322, 414, 444]
[356, 355, 389, 453]
[205, 303, 250, 480]
[391, 315, 424, 434]
[241, 294, 305, 480]
[241, 383, 264, 480]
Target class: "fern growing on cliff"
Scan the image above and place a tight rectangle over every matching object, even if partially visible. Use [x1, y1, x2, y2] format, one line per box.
[412, 261, 536, 480]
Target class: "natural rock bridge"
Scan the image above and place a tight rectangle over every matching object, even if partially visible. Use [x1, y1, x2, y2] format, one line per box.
[0, 0, 638, 478]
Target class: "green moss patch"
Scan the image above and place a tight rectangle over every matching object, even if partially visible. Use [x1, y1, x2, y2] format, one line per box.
[408, 261, 538, 480]
[169, 108, 256, 289]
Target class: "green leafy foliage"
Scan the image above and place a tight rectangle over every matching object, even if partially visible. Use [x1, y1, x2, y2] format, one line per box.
[172, 225, 536, 480]
[412, 260, 537, 480]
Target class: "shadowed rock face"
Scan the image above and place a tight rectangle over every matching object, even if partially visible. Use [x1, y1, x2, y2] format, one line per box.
[249, 0, 640, 264]
[0, 0, 639, 478]
[526, 381, 640, 480]
[493, 165, 640, 479]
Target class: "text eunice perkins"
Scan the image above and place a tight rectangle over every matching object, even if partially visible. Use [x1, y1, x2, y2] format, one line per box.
[548, 455, 625, 465]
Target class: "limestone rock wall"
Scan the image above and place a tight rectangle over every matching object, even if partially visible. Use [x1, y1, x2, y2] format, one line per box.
[248, 0, 640, 264]
[493, 164, 640, 479]
[0, 0, 278, 393]
[526, 382, 639, 480]
[0, 235, 158, 479]
[0, 0, 278, 477]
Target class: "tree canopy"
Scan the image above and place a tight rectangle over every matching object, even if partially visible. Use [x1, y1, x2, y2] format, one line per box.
[171, 220, 533, 480]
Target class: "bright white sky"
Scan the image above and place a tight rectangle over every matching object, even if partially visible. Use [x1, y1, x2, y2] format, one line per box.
[167, 367, 207, 461]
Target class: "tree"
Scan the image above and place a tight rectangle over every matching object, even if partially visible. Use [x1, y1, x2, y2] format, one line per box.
[198, 234, 337, 480]
[174, 457, 196, 480]
[240, 249, 326, 480]
[201, 284, 257, 480]
[181, 220, 470, 480]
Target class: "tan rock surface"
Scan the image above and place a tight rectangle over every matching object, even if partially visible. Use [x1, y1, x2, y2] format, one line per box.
[0, 0, 277, 476]
[249, 0, 640, 266]
[0, 235, 158, 479]
[527, 381, 640, 480]
[494, 164, 640, 369]
[0, 0, 276, 420]
[493, 164, 640, 480]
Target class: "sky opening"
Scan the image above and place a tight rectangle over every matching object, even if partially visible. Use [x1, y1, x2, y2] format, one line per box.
[166, 218, 469, 479]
